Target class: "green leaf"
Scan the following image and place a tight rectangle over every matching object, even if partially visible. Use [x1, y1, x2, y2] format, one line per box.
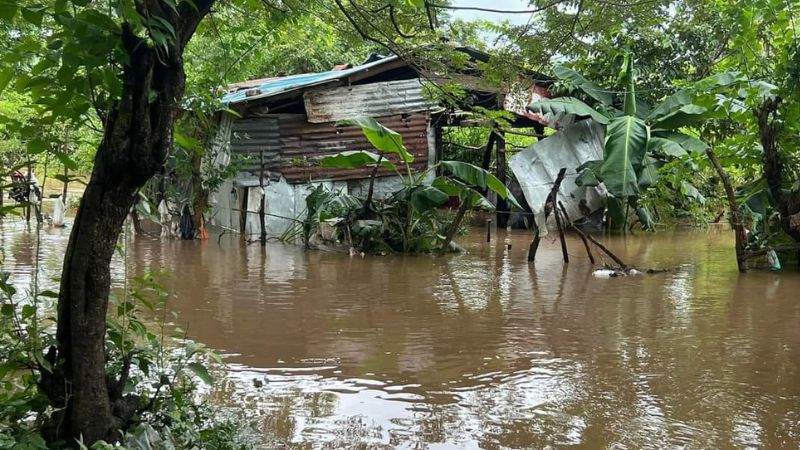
[636, 205, 655, 231]
[680, 181, 705, 204]
[637, 156, 659, 188]
[336, 117, 414, 162]
[319, 151, 396, 171]
[600, 116, 649, 198]
[441, 161, 521, 209]
[0, 68, 13, 95]
[606, 196, 626, 230]
[408, 185, 449, 212]
[0, 0, 17, 20]
[650, 104, 707, 130]
[620, 52, 637, 116]
[553, 66, 613, 106]
[54, 151, 79, 170]
[575, 160, 602, 187]
[647, 137, 687, 158]
[528, 97, 610, 125]
[21, 6, 45, 25]
[187, 362, 214, 384]
[651, 131, 708, 154]
[1, 304, 13, 316]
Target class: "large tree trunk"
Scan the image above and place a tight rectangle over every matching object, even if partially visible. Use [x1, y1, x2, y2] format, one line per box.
[757, 97, 800, 265]
[41, 3, 213, 445]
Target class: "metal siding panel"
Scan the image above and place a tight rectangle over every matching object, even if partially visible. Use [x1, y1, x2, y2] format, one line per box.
[277, 112, 431, 183]
[303, 79, 434, 123]
[229, 117, 281, 173]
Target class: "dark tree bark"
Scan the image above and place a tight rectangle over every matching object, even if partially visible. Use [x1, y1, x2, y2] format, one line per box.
[707, 147, 747, 272]
[757, 97, 800, 264]
[41, 2, 215, 445]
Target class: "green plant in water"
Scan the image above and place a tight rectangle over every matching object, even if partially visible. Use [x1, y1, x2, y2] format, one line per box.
[528, 52, 734, 230]
[306, 117, 520, 253]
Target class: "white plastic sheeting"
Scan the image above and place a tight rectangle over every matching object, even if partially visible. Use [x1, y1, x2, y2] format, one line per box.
[509, 120, 606, 236]
[52, 196, 66, 227]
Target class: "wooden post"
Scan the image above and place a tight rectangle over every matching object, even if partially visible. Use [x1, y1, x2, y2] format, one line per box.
[481, 131, 497, 172]
[528, 168, 567, 263]
[440, 195, 470, 253]
[553, 200, 569, 263]
[486, 219, 492, 243]
[258, 149, 266, 246]
[25, 163, 31, 224]
[495, 130, 508, 228]
[558, 201, 595, 264]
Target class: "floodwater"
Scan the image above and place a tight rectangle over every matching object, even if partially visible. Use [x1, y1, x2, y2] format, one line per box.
[3, 219, 800, 449]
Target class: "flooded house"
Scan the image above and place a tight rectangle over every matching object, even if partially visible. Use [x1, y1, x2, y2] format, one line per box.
[205, 48, 556, 238]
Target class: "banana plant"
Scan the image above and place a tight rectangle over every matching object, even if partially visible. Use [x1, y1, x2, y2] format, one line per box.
[319, 116, 520, 252]
[529, 53, 734, 230]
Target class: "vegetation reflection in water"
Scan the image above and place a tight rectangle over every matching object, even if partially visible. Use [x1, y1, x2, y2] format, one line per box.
[2, 220, 799, 449]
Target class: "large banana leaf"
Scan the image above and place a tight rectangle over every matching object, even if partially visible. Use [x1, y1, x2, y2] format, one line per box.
[336, 117, 414, 162]
[649, 104, 707, 130]
[600, 116, 649, 198]
[320, 150, 397, 170]
[554, 65, 613, 106]
[408, 185, 449, 212]
[527, 97, 611, 125]
[433, 177, 494, 209]
[637, 156, 659, 188]
[651, 131, 708, 154]
[647, 137, 687, 158]
[441, 161, 521, 209]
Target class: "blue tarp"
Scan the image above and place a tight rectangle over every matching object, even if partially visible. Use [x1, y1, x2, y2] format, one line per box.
[221, 56, 398, 105]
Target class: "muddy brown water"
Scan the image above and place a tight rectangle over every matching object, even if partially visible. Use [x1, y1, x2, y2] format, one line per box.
[2, 219, 800, 449]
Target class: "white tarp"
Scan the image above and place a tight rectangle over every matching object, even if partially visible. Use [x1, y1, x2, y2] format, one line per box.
[52, 196, 66, 227]
[510, 120, 606, 236]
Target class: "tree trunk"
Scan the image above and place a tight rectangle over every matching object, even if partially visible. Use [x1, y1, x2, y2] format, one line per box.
[42, 4, 214, 444]
[62, 165, 69, 200]
[706, 147, 746, 272]
[757, 97, 800, 262]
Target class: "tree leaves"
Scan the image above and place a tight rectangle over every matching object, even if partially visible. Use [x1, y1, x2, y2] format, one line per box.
[441, 160, 521, 209]
[527, 97, 611, 125]
[554, 65, 613, 105]
[336, 117, 414, 162]
[319, 150, 396, 171]
[0, 0, 17, 20]
[186, 362, 214, 385]
[600, 116, 650, 198]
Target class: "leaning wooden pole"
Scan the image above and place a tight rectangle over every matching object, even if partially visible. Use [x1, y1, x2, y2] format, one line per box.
[553, 201, 569, 263]
[707, 147, 746, 272]
[528, 168, 567, 262]
[558, 201, 595, 264]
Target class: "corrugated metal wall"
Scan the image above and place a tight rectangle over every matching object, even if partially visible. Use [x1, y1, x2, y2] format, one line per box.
[277, 112, 431, 183]
[229, 117, 281, 174]
[303, 79, 434, 123]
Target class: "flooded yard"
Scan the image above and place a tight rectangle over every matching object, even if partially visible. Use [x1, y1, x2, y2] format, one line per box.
[3, 219, 800, 449]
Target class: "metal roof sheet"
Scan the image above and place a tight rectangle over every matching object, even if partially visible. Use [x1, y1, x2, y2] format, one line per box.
[222, 56, 399, 105]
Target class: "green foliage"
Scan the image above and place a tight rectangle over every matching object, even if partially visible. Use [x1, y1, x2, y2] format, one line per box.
[306, 118, 519, 253]
[534, 54, 721, 230]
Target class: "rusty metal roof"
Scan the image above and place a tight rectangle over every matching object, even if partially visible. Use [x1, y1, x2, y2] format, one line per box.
[222, 56, 400, 105]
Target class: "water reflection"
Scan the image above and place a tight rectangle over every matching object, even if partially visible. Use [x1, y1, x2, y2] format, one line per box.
[2, 219, 800, 448]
